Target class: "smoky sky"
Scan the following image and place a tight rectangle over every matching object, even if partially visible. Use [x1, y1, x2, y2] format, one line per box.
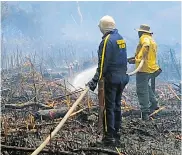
[2, 1, 181, 57]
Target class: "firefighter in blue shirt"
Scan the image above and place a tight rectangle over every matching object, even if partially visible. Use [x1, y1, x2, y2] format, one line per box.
[87, 15, 129, 146]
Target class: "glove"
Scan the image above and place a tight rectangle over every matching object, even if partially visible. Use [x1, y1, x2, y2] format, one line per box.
[86, 79, 97, 91]
[127, 57, 135, 64]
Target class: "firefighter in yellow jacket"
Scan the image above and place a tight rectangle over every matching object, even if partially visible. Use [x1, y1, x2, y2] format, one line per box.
[128, 24, 162, 120]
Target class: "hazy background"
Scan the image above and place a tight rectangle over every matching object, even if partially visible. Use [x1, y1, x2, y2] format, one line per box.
[2, 1, 181, 54]
[1, 1, 181, 81]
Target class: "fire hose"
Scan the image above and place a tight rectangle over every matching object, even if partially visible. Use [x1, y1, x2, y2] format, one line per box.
[31, 87, 89, 155]
[127, 59, 144, 76]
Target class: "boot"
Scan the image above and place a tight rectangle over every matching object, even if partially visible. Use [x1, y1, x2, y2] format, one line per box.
[149, 104, 159, 114]
[114, 132, 121, 146]
[102, 133, 115, 146]
[141, 112, 149, 121]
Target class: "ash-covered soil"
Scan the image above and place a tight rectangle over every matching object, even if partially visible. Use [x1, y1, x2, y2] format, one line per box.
[1, 69, 181, 155]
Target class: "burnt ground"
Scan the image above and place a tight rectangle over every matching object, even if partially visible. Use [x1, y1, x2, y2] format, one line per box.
[1, 69, 181, 155]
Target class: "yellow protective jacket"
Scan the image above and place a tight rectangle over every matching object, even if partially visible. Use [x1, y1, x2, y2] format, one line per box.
[135, 33, 159, 73]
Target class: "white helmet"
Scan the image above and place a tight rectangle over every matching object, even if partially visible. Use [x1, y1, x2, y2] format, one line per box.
[98, 15, 116, 34]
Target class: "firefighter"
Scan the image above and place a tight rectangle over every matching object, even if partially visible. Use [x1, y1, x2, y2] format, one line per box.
[128, 24, 162, 121]
[87, 15, 129, 146]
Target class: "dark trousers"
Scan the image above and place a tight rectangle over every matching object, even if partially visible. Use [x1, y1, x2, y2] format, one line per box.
[136, 72, 158, 113]
[103, 81, 125, 137]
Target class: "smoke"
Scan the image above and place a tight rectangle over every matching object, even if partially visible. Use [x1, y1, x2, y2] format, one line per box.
[76, 1, 83, 25]
[2, 1, 100, 57]
[2, 1, 181, 62]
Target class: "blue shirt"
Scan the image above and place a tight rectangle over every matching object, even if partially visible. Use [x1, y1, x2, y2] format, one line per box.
[93, 29, 128, 84]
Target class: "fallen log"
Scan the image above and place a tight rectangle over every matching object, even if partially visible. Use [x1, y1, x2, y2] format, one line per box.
[33, 107, 85, 121]
[1, 145, 78, 155]
[31, 87, 89, 155]
[5, 102, 52, 109]
[1, 108, 86, 133]
[33, 107, 68, 120]
[73, 147, 121, 155]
